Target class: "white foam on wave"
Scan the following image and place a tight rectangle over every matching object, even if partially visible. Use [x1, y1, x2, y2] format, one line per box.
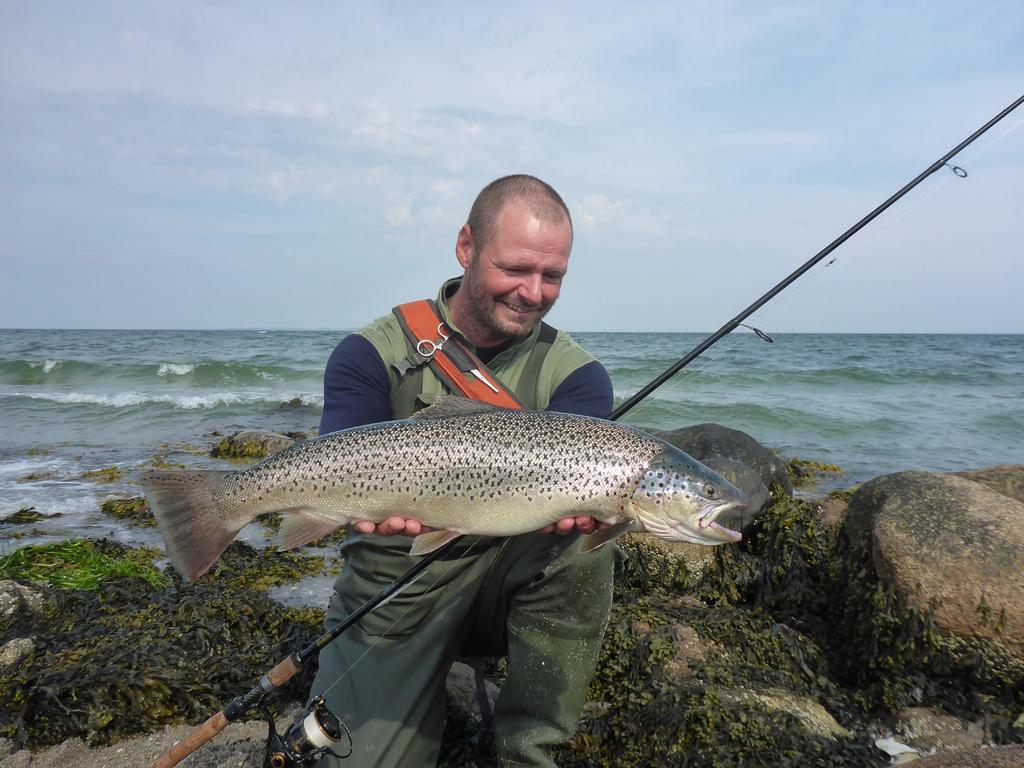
[0, 491, 100, 518]
[9, 390, 324, 409]
[157, 363, 196, 376]
[0, 456, 70, 478]
[28, 360, 62, 373]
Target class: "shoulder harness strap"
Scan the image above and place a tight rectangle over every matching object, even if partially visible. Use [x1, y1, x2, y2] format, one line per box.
[391, 300, 524, 410]
[514, 321, 557, 409]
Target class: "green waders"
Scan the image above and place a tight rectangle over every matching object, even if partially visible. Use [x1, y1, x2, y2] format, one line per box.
[310, 531, 615, 768]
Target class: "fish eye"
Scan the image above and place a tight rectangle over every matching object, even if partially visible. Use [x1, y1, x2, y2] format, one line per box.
[705, 485, 716, 497]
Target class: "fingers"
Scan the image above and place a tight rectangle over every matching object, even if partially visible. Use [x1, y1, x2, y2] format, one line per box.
[353, 517, 433, 536]
[542, 516, 598, 535]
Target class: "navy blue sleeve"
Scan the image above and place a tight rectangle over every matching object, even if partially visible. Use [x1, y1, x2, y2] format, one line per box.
[319, 334, 393, 434]
[546, 360, 613, 419]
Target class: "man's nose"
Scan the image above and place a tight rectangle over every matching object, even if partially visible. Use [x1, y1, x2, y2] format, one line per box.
[518, 274, 543, 305]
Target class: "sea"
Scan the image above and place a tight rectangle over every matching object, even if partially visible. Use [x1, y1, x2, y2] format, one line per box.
[1, 328, 1021, 586]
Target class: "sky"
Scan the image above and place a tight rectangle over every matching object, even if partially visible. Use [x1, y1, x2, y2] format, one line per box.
[1, 1, 1022, 333]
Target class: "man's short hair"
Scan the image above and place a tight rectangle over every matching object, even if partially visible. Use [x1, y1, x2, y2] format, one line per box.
[466, 175, 573, 252]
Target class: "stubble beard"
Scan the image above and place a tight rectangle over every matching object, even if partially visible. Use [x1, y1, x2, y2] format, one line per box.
[461, 265, 553, 343]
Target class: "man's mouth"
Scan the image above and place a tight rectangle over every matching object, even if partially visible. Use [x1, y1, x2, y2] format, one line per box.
[501, 301, 541, 316]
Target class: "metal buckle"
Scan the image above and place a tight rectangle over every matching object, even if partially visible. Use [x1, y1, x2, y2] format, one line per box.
[415, 322, 451, 358]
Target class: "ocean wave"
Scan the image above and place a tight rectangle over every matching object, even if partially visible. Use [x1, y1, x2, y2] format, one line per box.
[25, 360, 62, 374]
[8, 390, 324, 410]
[0, 358, 319, 386]
[157, 363, 196, 376]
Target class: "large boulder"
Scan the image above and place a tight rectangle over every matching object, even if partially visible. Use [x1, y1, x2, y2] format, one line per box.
[659, 422, 792, 498]
[846, 471, 1024, 664]
[951, 465, 1024, 504]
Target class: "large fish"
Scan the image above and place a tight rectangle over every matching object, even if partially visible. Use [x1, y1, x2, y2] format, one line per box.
[141, 396, 745, 581]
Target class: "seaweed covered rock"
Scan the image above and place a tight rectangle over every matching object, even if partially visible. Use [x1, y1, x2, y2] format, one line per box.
[846, 471, 1024, 666]
[615, 533, 718, 595]
[0, 508, 49, 525]
[659, 422, 793, 498]
[552, 596, 880, 767]
[99, 497, 155, 527]
[823, 472, 1024, 721]
[0, 546, 323, 750]
[951, 464, 1024, 504]
[0, 581, 46, 624]
[895, 706, 987, 753]
[210, 430, 294, 460]
[0, 637, 34, 672]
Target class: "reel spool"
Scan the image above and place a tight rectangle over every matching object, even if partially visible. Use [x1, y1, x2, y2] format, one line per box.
[263, 696, 351, 767]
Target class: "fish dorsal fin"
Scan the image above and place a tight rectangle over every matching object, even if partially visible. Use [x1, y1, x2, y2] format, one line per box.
[411, 394, 508, 420]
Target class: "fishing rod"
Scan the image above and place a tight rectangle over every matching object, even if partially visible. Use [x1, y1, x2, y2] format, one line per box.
[151, 92, 1024, 768]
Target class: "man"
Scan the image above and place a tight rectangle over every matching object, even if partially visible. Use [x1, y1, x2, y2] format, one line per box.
[311, 175, 616, 768]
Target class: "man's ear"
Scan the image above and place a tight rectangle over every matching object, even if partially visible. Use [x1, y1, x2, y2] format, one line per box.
[455, 224, 475, 269]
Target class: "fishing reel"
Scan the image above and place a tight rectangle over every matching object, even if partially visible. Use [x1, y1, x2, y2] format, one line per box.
[261, 696, 352, 767]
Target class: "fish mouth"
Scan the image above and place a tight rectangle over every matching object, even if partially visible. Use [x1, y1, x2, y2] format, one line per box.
[698, 501, 744, 542]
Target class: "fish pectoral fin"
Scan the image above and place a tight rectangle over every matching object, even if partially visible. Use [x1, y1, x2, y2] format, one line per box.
[408, 529, 464, 556]
[278, 509, 345, 550]
[579, 520, 641, 553]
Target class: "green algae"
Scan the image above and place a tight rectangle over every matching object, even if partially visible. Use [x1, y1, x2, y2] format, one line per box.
[1, 508, 48, 525]
[147, 453, 188, 470]
[826, 486, 858, 503]
[193, 540, 330, 592]
[100, 496, 156, 527]
[0, 540, 168, 591]
[80, 466, 122, 483]
[211, 436, 272, 461]
[787, 457, 843, 488]
[0, 567, 324, 748]
[17, 471, 57, 482]
[548, 596, 881, 768]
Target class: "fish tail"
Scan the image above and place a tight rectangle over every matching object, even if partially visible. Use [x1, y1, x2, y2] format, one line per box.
[140, 469, 243, 582]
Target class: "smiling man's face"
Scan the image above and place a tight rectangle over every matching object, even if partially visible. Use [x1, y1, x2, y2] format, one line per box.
[452, 198, 571, 347]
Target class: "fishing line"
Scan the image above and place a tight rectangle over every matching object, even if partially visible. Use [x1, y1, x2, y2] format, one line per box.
[318, 536, 485, 698]
[617, 334, 760, 428]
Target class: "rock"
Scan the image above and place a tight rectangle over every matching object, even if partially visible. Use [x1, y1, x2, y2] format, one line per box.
[615, 532, 717, 593]
[662, 622, 719, 678]
[846, 471, 1024, 664]
[210, 430, 295, 460]
[719, 687, 850, 740]
[0, 580, 46, 623]
[702, 456, 771, 526]
[0, 509, 48, 525]
[910, 744, 1024, 767]
[896, 706, 987, 752]
[445, 661, 499, 720]
[874, 736, 920, 764]
[659, 422, 793, 497]
[810, 495, 849, 530]
[0, 638, 34, 672]
[99, 497, 156, 528]
[951, 465, 1024, 504]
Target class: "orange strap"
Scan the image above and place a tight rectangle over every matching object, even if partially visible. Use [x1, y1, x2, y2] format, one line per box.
[393, 300, 523, 410]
